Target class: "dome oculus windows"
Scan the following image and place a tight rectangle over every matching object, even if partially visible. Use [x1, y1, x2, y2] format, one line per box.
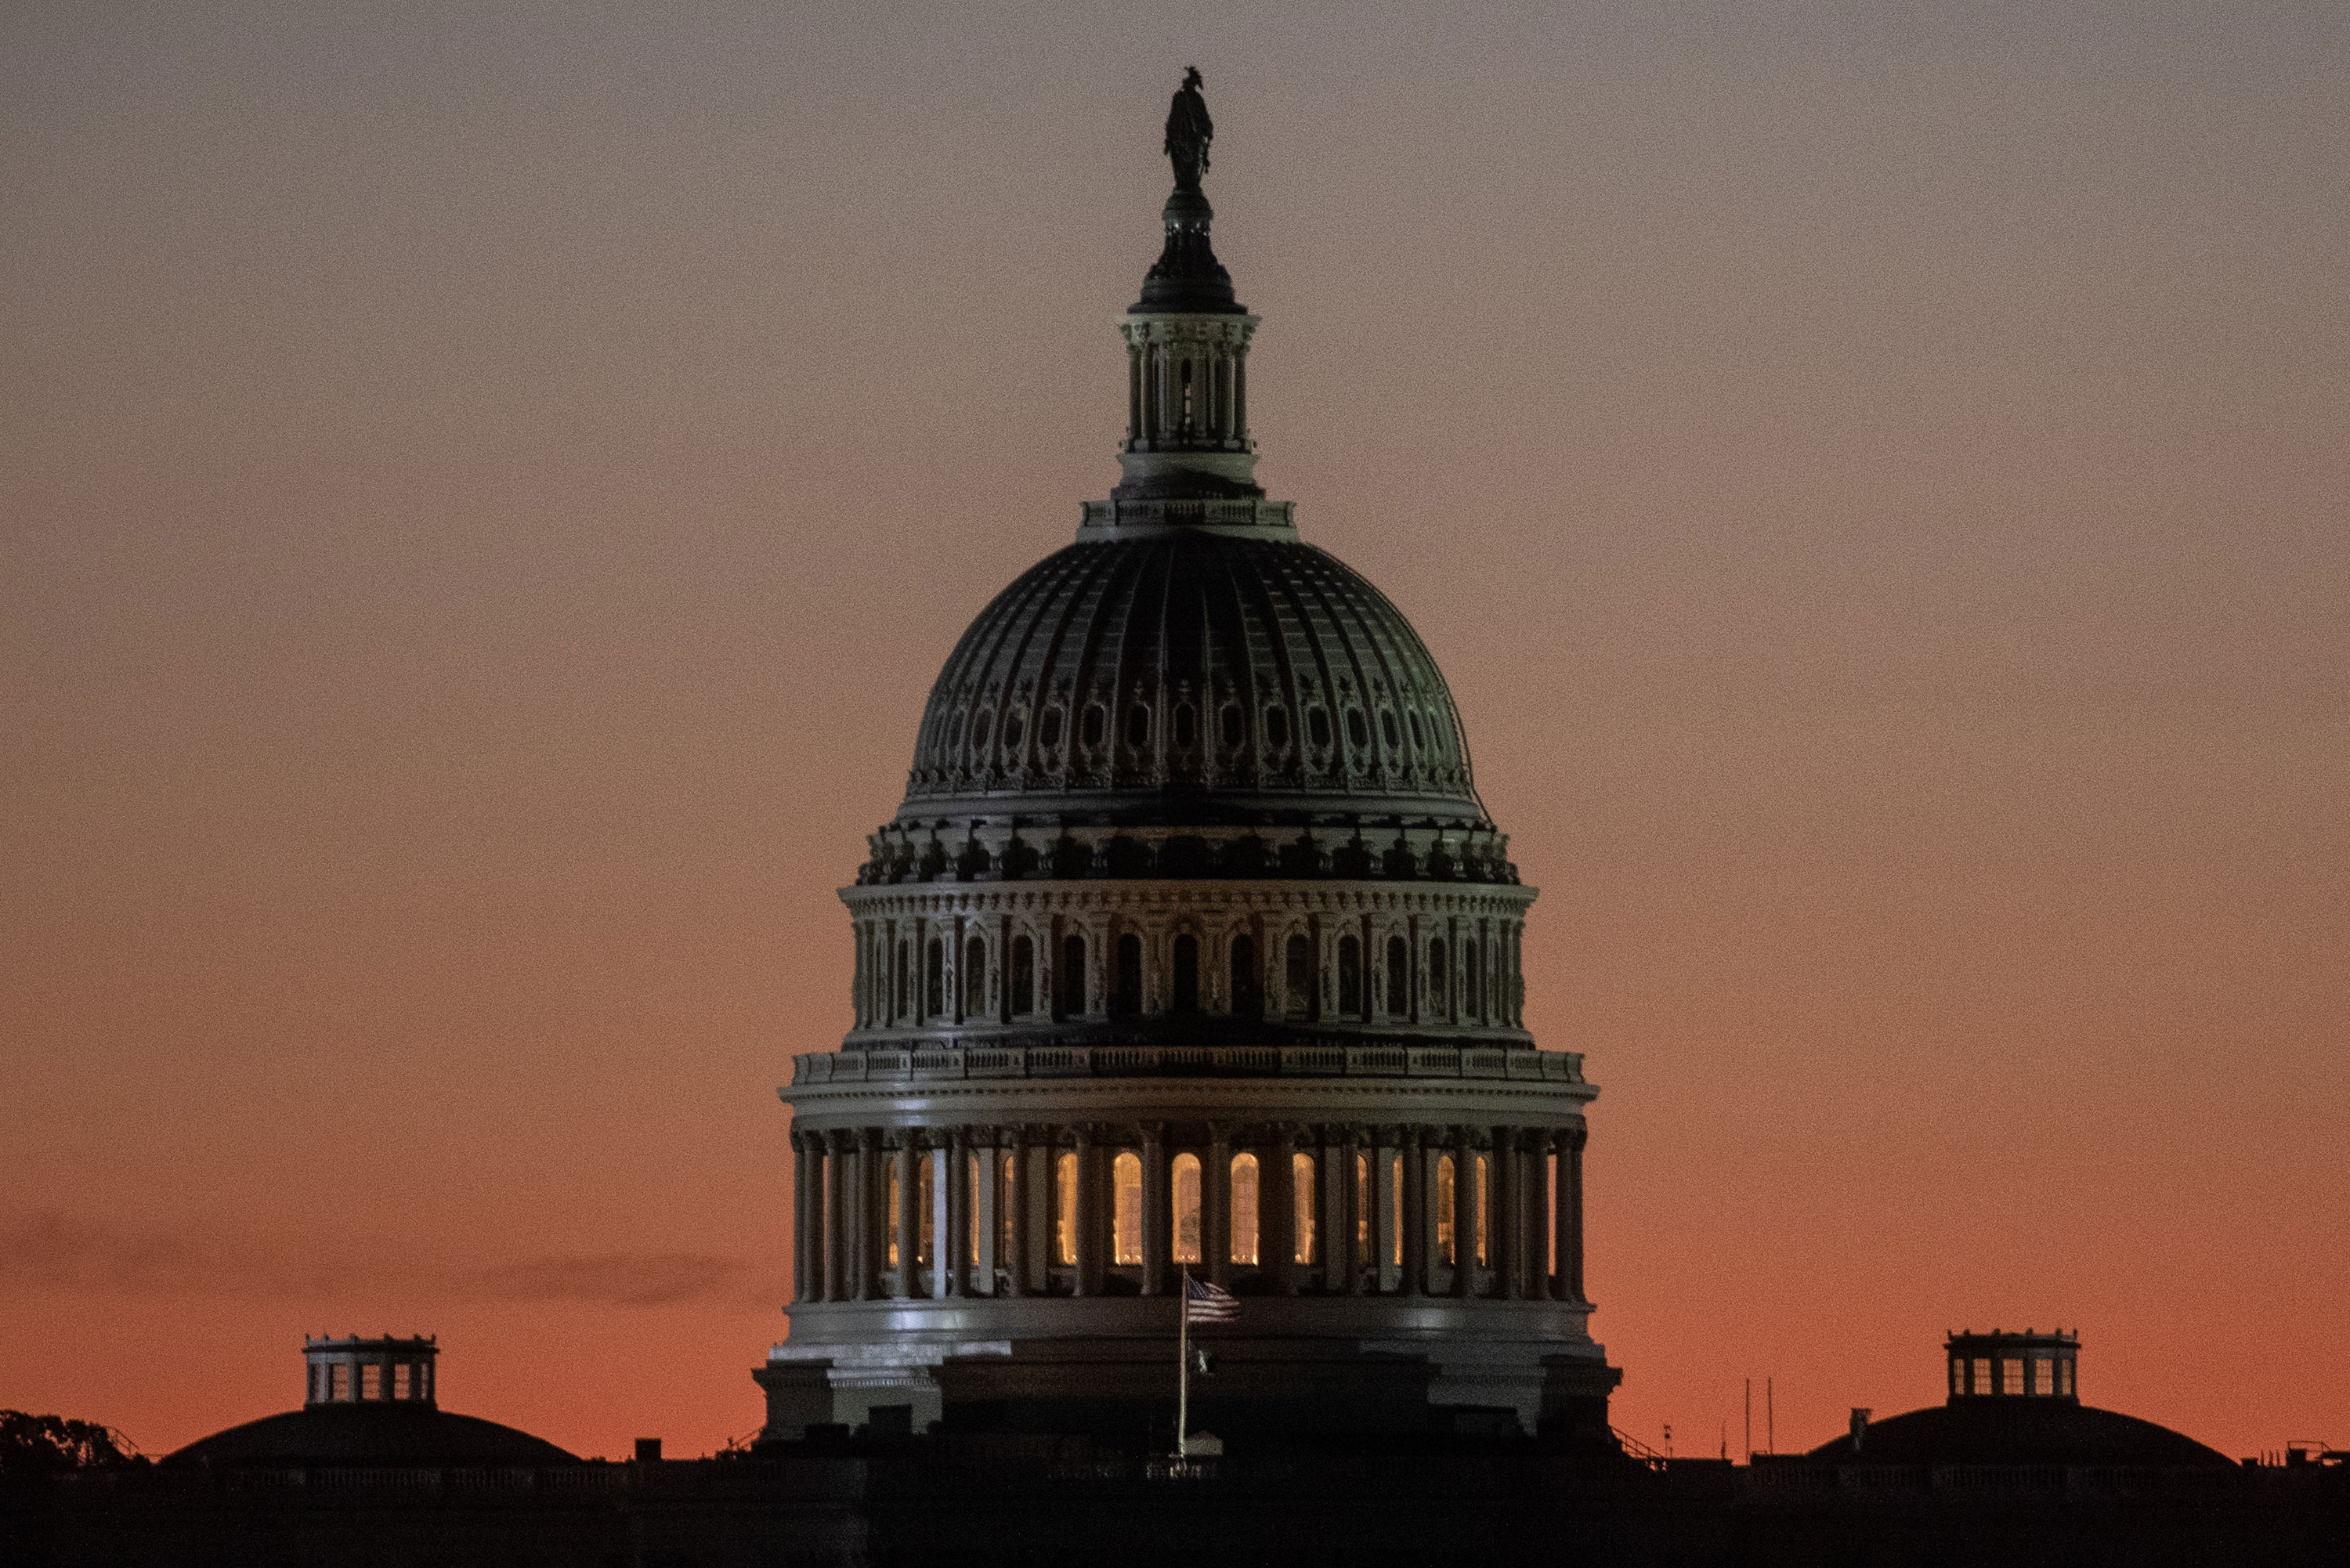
[1126, 703, 1151, 749]
[1307, 707, 1332, 750]
[1082, 704, 1106, 749]
[1379, 710, 1399, 749]
[1037, 707, 1063, 750]
[1173, 703, 1196, 750]
[1220, 703, 1244, 750]
[1345, 707, 1368, 749]
[1264, 707, 1289, 750]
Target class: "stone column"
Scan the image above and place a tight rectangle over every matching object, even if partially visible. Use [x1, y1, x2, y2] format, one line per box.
[1206, 1123, 1232, 1288]
[945, 1125, 971, 1297]
[1525, 1130, 1551, 1299]
[821, 1131, 847, 1302]
[1073, 1125, 1100, 1297]
[1451, 1126, 1477, 1299]
[1006, 1125, 1030, 1297]
[1317, 1126, 1345, 1295]
[1141, 1122, 1170, 1295]
[1369, 1127, 1397, 1295]
[790, 1129, 812, 1305]
[973, 1129, 998, 1298]
[929, 1140, 952, 1301]
[1551, 1128, 1574, 1301]
[1401, 1127, 1428, 1295]
[1565, 1128, 1587, 1302]
[892, 1135, 919, 1299]
[1262, 1123, 1295, 1294]
[1494, 1126, 1519, 1300]
[1340, 1126, 1366, 1295]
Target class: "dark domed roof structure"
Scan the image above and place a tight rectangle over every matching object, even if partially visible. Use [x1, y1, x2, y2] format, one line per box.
[165, 1404, 578, 1469]
[1809, 1329, 2232, 1469]
[900, 529, 1484, 827]
[164, 1335, 576, 1469]
[1807, 1399, 2232, 1468]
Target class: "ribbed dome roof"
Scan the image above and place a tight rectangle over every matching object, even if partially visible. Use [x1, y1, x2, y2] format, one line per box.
[897, 528, 1488, 829]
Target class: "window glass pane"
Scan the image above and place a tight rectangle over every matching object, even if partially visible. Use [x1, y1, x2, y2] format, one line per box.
[1389, 1151, 1404, 1266]
[1054, 1152, 1077, 1266]
[2003, 1359, 2025, 1396]
[1230, 1154, 1260, 1266]
[1172, 1154, 1202, 1264]
[1474, 1154, 1489, 1266]
[1292, 1152, 1316, 1264]
[1436, 1156, 1456, 1266]
[886, 1162, 901, 1268]
[918, 1153, 935, 1266]
[1112, 1152, 1143, 1266]
[1972, 1358, 1992, 1395]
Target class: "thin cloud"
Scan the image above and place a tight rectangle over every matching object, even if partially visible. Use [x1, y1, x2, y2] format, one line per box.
[465, 1252, 750, 1307]
[0, 1212, 773, 1308]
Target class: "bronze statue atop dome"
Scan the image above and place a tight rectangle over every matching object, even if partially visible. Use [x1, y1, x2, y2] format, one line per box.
[1166, 67, 1212, 191]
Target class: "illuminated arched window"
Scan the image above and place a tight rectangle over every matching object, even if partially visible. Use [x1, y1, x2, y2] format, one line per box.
[967, 1149, 982, 1266]
[917, 1151, 935, 1266]
[1054, 1151, 1078, 1266]
[999, 1149, 1018, 1259]
[1172, 1153, 1202, 1264]
[1112, 1151, 1143, 1266]
[1231, 1153, 1260, 1266]
[885, 1159, 902, 1269]
[1354, 1151, 1371, 1260]
[1292, 1152, 1317, 1264]
[1473, 1153, 1489, 1266]
[964, 937, 986, 1016]
[925, 938, 944, 1018]
[1386, 1150, 1404, 1265]
[1010, 935, 1034, 1016]
[1435, 1154, 1457, 1266]
[1386, 935, 1408, 1016]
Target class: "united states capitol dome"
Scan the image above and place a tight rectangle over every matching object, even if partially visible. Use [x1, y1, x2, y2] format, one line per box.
[864, 137, 1513, 888]
[900, 528, 1485, 826]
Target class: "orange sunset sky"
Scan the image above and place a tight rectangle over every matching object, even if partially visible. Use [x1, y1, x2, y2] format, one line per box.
[5, 2, 2345, 1462]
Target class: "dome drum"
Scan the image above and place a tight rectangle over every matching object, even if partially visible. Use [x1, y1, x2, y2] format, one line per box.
[837, 880, 1533, 1054]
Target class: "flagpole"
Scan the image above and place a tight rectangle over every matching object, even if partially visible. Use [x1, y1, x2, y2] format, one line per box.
[1176, 1269, 1190, 1459]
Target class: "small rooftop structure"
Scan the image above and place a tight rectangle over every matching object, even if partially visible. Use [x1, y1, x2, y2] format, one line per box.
[305, 1334, 437, 1407]
[1947, 1328, 2078, 1402]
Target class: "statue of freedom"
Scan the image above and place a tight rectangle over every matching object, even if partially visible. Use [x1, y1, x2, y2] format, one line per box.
[1165, 67, 1213, 191]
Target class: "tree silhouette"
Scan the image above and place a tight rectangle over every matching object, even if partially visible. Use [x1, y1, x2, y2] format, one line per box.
[0, 1411, 140, 1472]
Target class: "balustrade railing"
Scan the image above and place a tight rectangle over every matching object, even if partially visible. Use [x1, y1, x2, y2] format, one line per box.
[792, 1043, 1582, 1087]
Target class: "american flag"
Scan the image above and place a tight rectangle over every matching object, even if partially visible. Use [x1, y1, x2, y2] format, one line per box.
[1184, 1273, 1238, 1323]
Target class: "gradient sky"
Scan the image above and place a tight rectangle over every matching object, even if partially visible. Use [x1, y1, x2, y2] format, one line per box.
[5, 1, 2345, 1462]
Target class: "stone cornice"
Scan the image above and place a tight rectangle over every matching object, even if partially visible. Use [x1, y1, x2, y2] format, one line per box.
[840, 878, 1538, 919]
